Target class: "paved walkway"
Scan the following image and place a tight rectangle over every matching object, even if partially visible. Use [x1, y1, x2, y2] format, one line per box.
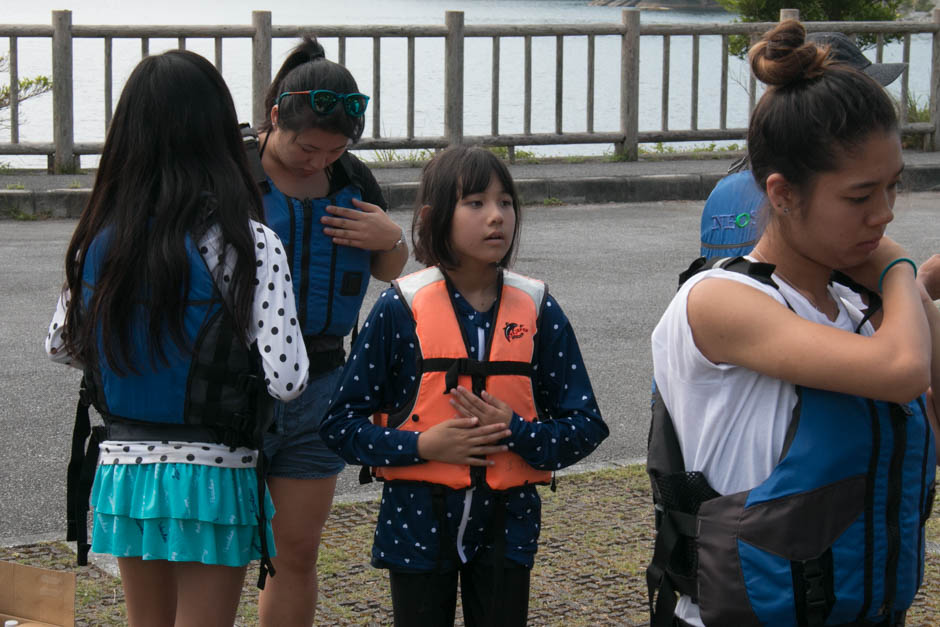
[4, 150, 940, 217]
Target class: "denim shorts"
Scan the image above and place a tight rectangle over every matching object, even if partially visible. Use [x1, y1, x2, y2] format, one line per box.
[263, 366, 346, 479]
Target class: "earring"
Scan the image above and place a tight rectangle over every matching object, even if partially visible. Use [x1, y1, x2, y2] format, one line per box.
[781, 206, 790, 214]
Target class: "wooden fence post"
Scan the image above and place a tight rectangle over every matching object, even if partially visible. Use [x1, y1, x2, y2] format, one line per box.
[445, 11, 464, 146]
[931, 8, 940, 150]
[252, 10, 272, 129]
[618, 8, 640, 160]
[52, 10, 75, 173]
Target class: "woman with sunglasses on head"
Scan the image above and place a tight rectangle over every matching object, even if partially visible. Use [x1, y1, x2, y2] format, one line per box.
[255, 36, 408, 626]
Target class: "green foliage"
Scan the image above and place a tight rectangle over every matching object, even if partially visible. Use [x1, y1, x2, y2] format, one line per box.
[902, 91, 931, 149]
[487, 146, 538, 163]
[5, 182, 25, 189]
[369, 148, 432, 166]
[0, 55, 53, 113]
[717, 0, 903, 58]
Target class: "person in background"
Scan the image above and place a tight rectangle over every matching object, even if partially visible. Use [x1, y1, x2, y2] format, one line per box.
[700, 31, 907, 260]
[46, 50, 308, 626]
[320, 145, 609, 626]
[254, 36, 408, 626]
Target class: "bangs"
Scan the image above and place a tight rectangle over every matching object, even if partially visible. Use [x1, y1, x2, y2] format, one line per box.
[457, 150, 516, 202]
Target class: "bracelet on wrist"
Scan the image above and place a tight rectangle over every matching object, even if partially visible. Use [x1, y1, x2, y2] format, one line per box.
[877, 257, 918, 293]
[385, 229, 406, 252]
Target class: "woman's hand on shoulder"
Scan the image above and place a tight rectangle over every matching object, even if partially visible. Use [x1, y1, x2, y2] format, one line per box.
[321, 198, 402, 251]
[416, 417, 511, 466]
[918, 254, 940, 302]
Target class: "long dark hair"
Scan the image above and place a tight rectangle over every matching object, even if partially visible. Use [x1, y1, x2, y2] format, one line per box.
[747, 20, 898, 196]
[63, 50, 263, 374]
[261, 36, 366, 141]
[412, 146, 521, 270]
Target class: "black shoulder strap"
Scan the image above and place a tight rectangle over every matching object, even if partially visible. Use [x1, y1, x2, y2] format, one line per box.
[829, 270, 883, 334]
[240, 124, 270, 194]
[335, 151, 364, 191]
[678, 255, 778, 290]
[66, 374, 106, 566]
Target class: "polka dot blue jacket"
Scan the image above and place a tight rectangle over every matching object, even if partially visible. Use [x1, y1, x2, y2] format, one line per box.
[321, 284, 608, 572]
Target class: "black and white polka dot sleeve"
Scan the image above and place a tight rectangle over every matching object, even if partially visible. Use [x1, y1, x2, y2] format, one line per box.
[198, 220, 309, 402]
[246, 221, 309, 401]
[44, 286, 80, 368]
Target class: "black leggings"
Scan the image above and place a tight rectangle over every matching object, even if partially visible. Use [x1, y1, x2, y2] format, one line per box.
[389, 558, 530, 627]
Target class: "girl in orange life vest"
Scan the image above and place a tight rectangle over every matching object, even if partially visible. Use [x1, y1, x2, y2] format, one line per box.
[320, 145, 609, 626]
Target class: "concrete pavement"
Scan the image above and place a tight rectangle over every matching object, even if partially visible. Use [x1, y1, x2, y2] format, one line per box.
[2, 158, 939, 626]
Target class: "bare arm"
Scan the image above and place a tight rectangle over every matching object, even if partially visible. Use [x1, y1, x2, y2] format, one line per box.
[687, 259, 929, 404]
[919, 279, 940, 463]
[369, 235, 409, 283]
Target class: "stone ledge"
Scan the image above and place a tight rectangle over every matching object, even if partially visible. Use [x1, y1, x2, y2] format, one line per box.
[4, 165, 940, 218]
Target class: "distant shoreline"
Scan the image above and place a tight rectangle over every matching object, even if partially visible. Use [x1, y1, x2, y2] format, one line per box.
[588, 0, 726, 10]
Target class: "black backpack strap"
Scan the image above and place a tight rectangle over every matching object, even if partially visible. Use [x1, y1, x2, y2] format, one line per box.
[255, 450, 276, 589]
[240, 123, 270, 194]
[830, 270, 883, 334]
[679, 255, 778, 290]
[66, 375, 106, 566]
[334, 151, 364, 192]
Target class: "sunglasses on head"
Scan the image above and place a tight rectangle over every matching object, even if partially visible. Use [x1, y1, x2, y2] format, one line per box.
[276, 89, 370, 117]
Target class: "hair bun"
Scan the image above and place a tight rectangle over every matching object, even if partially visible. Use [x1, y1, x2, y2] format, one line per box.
[299, 36, 326, 62]
[749, 20, 830, 87]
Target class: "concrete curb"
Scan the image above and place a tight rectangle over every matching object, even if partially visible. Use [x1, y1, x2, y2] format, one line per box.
[5, 165, 939, 218]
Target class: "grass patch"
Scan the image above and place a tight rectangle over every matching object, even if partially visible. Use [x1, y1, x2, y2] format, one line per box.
[903, 92, 932, 150]
[0, 206, 37, 220]
[370, 148, 433, 167]
[4, 182, 25, 190]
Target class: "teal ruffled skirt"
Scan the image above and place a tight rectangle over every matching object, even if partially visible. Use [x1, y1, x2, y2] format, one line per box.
[90, 462, 276, 567]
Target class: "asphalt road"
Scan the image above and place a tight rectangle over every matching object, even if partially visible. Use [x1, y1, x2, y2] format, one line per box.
[3, 194, 938, 544]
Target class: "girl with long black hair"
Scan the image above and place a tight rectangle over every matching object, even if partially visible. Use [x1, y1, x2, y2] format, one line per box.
[46, 50, 308, 626]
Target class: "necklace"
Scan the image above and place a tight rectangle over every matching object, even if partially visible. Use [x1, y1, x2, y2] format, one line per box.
[751, 249, 836, 318]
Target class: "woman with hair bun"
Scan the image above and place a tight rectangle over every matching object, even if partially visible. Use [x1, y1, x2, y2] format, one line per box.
[647, 20, 940, 627]
[255, 36, 408, 625]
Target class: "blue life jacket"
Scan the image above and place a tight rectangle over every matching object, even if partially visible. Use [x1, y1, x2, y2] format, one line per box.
[647, 257, 936, 627]
[261, 154, 371, 339]
[79, 231, 270, 444]
[700, 171, 764, 259]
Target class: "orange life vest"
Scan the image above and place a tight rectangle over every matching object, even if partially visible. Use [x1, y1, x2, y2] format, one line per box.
[373, 266, 551, 490]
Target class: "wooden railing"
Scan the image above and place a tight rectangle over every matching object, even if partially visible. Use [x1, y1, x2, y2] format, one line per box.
[2, 8, 939, 172]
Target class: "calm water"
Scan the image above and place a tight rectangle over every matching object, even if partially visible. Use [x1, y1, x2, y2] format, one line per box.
[1, 1, 931, 166]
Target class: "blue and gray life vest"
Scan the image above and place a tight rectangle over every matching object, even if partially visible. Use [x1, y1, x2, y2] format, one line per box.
[242, 125, 371, 340]
[67, 231, 274, 583]
[646, 257, 936, 627]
